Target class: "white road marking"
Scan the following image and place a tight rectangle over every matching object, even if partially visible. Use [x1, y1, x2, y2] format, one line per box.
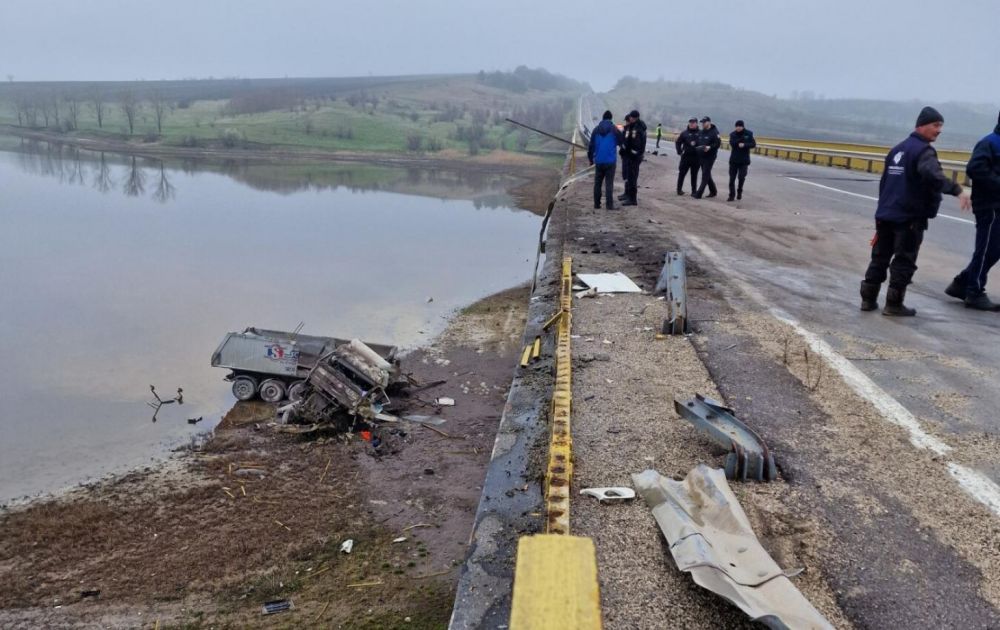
[686, 233, 1000, 518]
[786, 176, 975, 225]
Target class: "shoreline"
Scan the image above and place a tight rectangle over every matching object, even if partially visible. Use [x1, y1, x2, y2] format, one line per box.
[0, 124, 562, 175]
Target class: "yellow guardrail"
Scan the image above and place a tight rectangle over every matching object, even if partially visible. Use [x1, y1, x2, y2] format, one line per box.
[509, 255, 603, 630]
[663, 132, 970, 185]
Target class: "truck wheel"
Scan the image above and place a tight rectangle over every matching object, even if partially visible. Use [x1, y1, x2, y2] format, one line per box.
[287, 380, 308, 402]
[259, 379, 286, 403]
[232, 376, 258, 401]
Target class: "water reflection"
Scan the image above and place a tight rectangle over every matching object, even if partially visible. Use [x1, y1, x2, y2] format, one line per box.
[0, 142, 540, 503]
[8, 139, 521, 208]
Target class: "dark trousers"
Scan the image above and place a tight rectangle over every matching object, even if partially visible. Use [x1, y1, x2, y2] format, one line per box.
[728, 163, 748, 197]
[955, 207, 1000, 295]
[697, 155, 717, 196]
[677, 157, 699, 193]
[623, 156, 641, 202]
[593, 162, 616, 208]
[864, 219, 927, 289]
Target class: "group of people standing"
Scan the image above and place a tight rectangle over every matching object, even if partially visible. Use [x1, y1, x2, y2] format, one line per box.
[587, 110, 758, 210]
[587, 109, 646, 209]
[675, 116, 757, 201]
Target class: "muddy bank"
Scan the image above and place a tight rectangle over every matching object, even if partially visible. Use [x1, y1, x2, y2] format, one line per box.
[0, 285, 530, 630]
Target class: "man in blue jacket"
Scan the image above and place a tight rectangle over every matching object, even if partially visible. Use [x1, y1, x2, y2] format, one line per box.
[727, 120, 756, 201]
[587, 110, 624, 210]
[860, 107, 971, 316]
[944, 111, 1000, 310]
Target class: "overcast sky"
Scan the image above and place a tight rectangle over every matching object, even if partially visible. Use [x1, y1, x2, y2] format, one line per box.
[2, 0, 998, 104]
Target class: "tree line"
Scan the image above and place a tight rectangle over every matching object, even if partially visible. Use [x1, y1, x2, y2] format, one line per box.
[9, 87, 173, 135]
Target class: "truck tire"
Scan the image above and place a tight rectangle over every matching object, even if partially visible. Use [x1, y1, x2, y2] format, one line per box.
[259, 378, 286, 403]
[232, 376, 258, 401]
[287, 380, 308, 402]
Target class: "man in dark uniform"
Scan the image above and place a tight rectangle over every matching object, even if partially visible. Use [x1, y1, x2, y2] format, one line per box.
[860, 107, 971, 316]
[693, 116, 720, 199]
[727, 120, 756, 201]
[618, 112, 633, 202]
[620, 109, 646, 206]
[675, 117, 700, 195]
[944, 111, 1000, 310]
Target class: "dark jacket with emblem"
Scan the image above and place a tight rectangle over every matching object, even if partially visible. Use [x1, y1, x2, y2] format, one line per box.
[875, 131, 963, 223]
[621, 119, 647, 161]
[695, 124, 721, 160]
[676, 127, 700, 162]
[729, 129, 757, 165]
[966, 124, 1000, 211]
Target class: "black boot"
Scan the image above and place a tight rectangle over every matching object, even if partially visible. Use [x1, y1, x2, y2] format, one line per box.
[944, 277, 967, 301]
[883, 287, 916, 316]
[859, 281, 881, 311]
[677, 190, 686, 196]
[964, 292, 1000, 311]
[737, 189, 743, 200]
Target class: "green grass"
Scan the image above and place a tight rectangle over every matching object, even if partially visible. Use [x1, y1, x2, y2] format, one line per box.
[0, 75, 579, 158]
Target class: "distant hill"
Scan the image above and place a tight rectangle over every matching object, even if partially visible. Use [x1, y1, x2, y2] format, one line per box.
[601, 78, 998, 150]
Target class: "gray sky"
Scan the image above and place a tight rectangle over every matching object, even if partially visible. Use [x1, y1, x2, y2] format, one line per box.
[2, 0, 998, 104]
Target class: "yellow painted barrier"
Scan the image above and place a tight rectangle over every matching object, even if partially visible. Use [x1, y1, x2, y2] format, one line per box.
[510, 535, 602, 630]
[545, 256, 573, 535]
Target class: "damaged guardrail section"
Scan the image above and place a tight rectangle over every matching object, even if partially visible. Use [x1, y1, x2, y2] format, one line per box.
[632, 466, 833, 630]
[675, 394, 777, 482]
[654, 251, 690, 335]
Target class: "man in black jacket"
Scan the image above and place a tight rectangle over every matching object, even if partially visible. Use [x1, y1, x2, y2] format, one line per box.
[728, 120, 757, 201]
[620, 109, 647, 206]
[693, 116, 721, 198]
[945, 111, 1000, 310]
[675, 117, 700, 195]
[860, 106, 970, 316]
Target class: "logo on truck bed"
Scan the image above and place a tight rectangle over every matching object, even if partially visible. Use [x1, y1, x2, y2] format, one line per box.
[265, 344, 299, 361]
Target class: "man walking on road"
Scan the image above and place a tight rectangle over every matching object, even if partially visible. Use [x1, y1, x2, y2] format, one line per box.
[587, 110, 624, 210]
[676, 117, 700, 195]
[655, 122, 662, 148]
[620, 109, 646, 206]
[693, 116, 720, 198]
[945, 111, 1000, 310]
[728, 120, 756, 201]
[860, 106, 971, 316]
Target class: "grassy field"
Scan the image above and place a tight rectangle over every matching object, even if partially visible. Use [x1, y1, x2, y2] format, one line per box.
[0, 72, 581, 159]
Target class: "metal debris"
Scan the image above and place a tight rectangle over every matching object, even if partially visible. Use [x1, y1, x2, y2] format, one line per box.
[146, 385, 183, 422]
[654, 252, 690, 335]
[632, 466, 833, 630]
[579, 487, 636, 503]
[261, 599, 293, 615]
[435, 397, 455, 406]
[576, 272, 642, 293]
[675, 394, 777, 482]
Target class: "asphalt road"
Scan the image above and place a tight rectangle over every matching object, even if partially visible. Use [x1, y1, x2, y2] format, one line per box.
[668, 148, 1000, 459]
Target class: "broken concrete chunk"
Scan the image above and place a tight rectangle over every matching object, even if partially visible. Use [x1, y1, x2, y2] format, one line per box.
[631, 466, 833, 630]
[435, 397, 455, 407]
[340, 539, 354, 554]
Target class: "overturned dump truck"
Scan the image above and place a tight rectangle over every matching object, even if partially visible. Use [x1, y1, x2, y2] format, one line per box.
[211, 328, 402, 420]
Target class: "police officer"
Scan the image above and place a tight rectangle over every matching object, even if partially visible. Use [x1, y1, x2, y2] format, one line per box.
[693, 116, 720, 199]
[620, 109, 646, 206]
[675, 117, 700, 195]
[860, 107, 971, 316]
[728, 120, 756, 201]
[945, 111, 1000, 310]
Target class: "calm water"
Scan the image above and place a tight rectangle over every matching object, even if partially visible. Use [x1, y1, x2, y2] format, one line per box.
[0, 140, 541, 503]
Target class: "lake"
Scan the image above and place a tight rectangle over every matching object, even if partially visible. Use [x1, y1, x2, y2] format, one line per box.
[0, 140, 542, 503]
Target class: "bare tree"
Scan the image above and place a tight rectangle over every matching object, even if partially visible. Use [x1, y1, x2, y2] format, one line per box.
[89, 88, 105, 129]
[48, 91, 61, 128]
[120, 90, 139, 135]
[149, 89, 170, 134]
[65, 94, 80, 131]
[92, 152, 113, 192]
[123, 156, 146, 196]
[152, 162, 175, 203]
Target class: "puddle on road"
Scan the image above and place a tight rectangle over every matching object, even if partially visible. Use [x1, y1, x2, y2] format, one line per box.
[0, 140, 544, 503]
